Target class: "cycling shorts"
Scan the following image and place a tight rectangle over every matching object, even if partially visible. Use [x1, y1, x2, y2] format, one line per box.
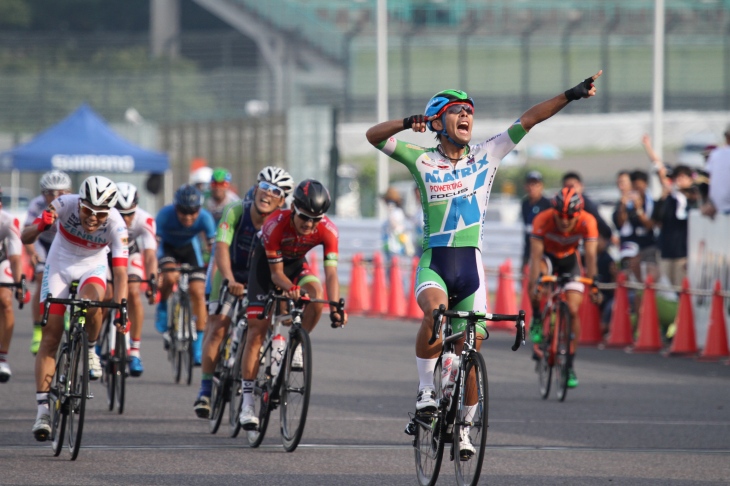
[33, 238, 52, 274]
[246, 243, 319, 316]
[415, 247, 487, 337]
[40, 251, 108, 316]
[158, 242, 206, 281]
[543, 252, 584, 293]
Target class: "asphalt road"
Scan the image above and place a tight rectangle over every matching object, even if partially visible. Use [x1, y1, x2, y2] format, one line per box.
[2, 304, 729, 485]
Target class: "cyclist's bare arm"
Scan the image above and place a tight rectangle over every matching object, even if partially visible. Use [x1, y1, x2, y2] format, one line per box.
[528, 237, 545, 298]
[213, 241, 244, 296]
[520, 70, 602, 131]
[143, 248, 158, 284]
[324, 265, 346, 324]
[112, 266, 129, 306]
[583, 239, 599, 280]
[268, 261, 296, 299]
[365, 116, 434, 145]
[21, 207, 56, 245]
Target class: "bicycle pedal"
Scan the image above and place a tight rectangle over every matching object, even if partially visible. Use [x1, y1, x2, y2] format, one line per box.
[87, 392, 94, 399]
[404, 421, 417, 436]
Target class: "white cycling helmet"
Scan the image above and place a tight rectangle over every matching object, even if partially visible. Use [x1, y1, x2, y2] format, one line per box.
[189, 167, 213, 185]
[79, 176, 119, 209]
[40, 170, 72, 191]
[115, 182, 139, 213]
[257, 166, 295, 197]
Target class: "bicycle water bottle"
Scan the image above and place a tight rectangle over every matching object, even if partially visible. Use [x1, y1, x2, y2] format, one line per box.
[441, 352, 460, 399]
[270, 334, 286, 376]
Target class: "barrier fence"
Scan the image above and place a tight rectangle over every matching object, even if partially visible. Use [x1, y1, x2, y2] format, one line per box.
[339, 252, 730, 363]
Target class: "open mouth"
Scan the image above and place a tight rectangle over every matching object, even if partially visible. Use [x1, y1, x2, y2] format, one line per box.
[457, 121, 469, 135]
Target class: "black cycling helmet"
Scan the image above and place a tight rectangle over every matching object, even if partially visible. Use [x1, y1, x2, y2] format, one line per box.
[174, 184, 203, 212]
[293, 179, 331, 216]
[552, 186, 584, 218]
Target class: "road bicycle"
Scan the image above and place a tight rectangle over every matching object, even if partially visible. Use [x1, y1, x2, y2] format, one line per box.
[42, 281, 128, 460]
[207, 280, 247, 435]
[160, 264, 196, 385]
[244, 290, 345, 452]
[534, 274, 593, 402]
[408, 305, 525, 486]
[99, 275, 156, 414]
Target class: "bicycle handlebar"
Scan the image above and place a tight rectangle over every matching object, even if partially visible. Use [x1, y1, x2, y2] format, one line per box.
[429, 304, 526, 351]
[256, 290, 346, 328]
[41, 293, 128, 328]
[0, 274, 26, 309]
[159, 264, 198, 274]
[538, 274, 594, 286]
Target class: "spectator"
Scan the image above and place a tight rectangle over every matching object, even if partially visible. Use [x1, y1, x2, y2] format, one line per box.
[613, 169, 657, 281]
[704, 124, 730, 217]
[616, 170, 631, 199]
[382, 186, 414, 262]
[562, 171, 613, 239]
[520, 170, 551, 268]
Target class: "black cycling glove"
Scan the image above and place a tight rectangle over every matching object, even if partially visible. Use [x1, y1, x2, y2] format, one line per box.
[403, 114, 426, 130]
[564, 76, 595, 102]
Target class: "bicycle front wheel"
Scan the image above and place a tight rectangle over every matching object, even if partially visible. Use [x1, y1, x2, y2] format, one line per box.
[229, 326, 247, 438]
[454, 351, 489, 486]
[100, 315, 115, 411]
[182, 299, 194, 386]
[555, 301, 571, 402]
[209, 334, 230, 434]
[169, 294, 182, 383]
[50, 335, 69, 457]
[67, 330, 89, 460]
[538, 309, 553, 400]
[280, 327, 312, 452]
[114, 330, 126, 414]
[247, 336, 272, 448]
[414, 357, 444, 486]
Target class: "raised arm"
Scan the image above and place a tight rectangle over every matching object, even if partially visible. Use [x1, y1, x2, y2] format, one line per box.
[520, 70, 602, 132]
[366, 116, 432, 146]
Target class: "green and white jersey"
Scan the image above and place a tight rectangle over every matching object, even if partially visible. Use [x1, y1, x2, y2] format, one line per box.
[376, 122, 527, 250]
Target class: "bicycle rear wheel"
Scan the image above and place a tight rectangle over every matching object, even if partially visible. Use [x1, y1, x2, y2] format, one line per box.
[538, 309, 553, 400]
[280, 328, 312, 452]
[209, 335, 230, 434]
[67, 329, 88, 460]
[99, 315, 114, 411]
[50, 335, 69, 457]
[414, 357, 444, 486]
[454, 351, 489, 486]
[169, 295, 182, 384]
[247, 336, 272, 448]
[229, 326, 247, 438]
[182, 299, 194, 386]
[555, 302, 571, 402]
[114, 330, 126, 414]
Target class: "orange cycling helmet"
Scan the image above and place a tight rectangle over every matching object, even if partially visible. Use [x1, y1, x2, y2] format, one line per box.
[552, 186, 584, 217]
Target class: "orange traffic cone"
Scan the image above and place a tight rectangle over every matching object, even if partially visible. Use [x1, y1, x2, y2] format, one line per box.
[606, 272, 633, 347]
[699, 280, 730, 361]
[632, 275, 662, 353]
[407, 256, 421, 320]
[492, 259, 517, 330]
[667, 277, 698, 356]
[520, 265, 533, 332]
[369, 252, 388, 316]
[387, 256, 407, 318]
[579, 285, 602, 346]
[348, 254, 368, 315]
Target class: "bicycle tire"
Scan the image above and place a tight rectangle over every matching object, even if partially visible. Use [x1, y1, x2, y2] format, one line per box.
[209, 334, 230, 434]
[538, 308, 553, 400]
[67, 329, 88, 460]
[114, 329, 126, 414]
[555, 301, 571, 402]
[100, 315, 115, 411]
[228, 326, 247, 438]
[414, 357, 445, 486]
[50, 335, 69, 457]
[169, 294, 182, 384]
[182, 298, 194, 386]
[247, 336, 272, 448]
[454, 351, 489, 486]
[280, 328, 312, 452]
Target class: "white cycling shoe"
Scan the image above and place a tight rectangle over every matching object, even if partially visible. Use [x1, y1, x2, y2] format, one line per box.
[0, 361, 11, 383]
[88, 350, 102, 381]
[239, 405, 259, 430]
[416, 386, 437, 412]
[458, 426, 476, 460]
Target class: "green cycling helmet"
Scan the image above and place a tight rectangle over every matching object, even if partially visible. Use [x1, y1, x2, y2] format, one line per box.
[212, 168, 232, 184]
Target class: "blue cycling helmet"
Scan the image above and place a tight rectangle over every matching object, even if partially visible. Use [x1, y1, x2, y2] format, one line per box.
[174, 184, 203, 211]
[425, 89, 475, 148]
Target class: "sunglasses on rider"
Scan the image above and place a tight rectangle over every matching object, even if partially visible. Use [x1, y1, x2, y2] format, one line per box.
[176, 206, 200, 216]
[556, 211, 580, 221]
[79, 200, 110, 219]
[293, 205, 323, 223]
[258, 181, 285, 198]
[43, 189, 67, 198]
[444, 103, 474, 116]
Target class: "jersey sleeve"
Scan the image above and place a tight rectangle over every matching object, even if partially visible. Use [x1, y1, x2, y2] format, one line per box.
[478, 120, 527, 161]
[3, 217, 22, 256]
[215, 202, 242, 245]
[261, 212, 286, 264]
[320, 218, 339, 267]
[138, 213, 158, 251]
[375, 137, 427, 169]
[110, 214, 130, 267]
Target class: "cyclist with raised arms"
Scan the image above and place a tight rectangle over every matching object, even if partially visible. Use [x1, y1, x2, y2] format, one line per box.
[0, 185, 25, 382]
[193, 166, 294, 418]
[366, 70, 601, 453]
[237, 179, 347, 429]
[21, 176, 128, 440]
[105, 183, 158, 376]
[24, 170, 72, 355]
[155, 184, 216, 365]
[528, 187, 600, 388]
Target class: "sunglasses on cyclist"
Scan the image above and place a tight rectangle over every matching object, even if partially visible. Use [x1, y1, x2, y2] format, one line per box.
[293, 205, 323, 223]
[176, 206, 200, 216]
[258, 181, 285, 198]
[79, 200, 110, 219]
[556, 211, 580, 221]
[43, 189, 66, 198]
[210, 181, 229, 188]
[119, 209, 136, 217]
[444, 103, 474, 116]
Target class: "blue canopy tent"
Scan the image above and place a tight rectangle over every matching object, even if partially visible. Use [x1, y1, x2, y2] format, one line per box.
[0, 103, 170, 210]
